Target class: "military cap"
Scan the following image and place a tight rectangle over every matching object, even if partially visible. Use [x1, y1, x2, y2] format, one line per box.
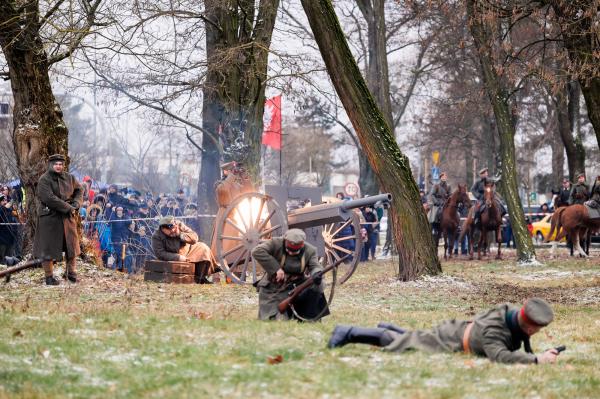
[478, 167, 488, 175]
[577, 171, 586, 178]
[48, 154, 66, 162]
[520, 298, 553, 327]
[562, 177, 570, 182]
[159, 215, 176, 227]
[284, 228, 306, 244]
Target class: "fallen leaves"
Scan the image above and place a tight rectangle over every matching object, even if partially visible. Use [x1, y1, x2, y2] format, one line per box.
[267, 354, 283, 365]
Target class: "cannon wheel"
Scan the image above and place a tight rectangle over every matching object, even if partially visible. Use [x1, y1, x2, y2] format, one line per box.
[322, 211, 363, 284]
[215, 192, 287, 285]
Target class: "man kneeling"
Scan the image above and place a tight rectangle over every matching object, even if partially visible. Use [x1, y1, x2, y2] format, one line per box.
[151, 216, 217, 283]
[252, 229, 328, 321]
[328, 298, 560, 364]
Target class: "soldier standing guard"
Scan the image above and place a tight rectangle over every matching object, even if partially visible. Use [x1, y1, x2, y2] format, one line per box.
[32, 154, 83, 285]
[328, 298, 560, 365]
[428, 172, 451, 225]
[569, 172, 590, 205]
[252, 229, 327, 321]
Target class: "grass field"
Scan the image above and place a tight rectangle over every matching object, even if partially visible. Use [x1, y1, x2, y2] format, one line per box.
[1, 249, 600, 398]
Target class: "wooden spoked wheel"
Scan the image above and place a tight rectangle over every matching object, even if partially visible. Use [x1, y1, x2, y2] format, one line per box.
[322, 211, 363, 284]
[215, 192, 287, 285]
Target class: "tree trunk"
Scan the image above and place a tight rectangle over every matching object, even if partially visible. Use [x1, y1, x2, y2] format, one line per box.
[358, 151, 380, 196]
[0, 20, 69, 248]
[551, 127, 565, 188]
[355, 0, 394, 196]
[467, 0, 536, 263]
[547, 0, 600, 149]
[301, 0, 441, 280]
[554, 85, 585, 181]
[198, 0, 280, 236]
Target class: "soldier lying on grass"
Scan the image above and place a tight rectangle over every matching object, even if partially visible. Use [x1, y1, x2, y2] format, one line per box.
[328, 298, 561, 364]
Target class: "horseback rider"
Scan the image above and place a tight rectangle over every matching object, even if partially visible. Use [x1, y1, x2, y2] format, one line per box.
[470, 168, 489, 225]
[588, 176, 600, 207]
[554, 177, 572, 209]
[428, 172, 451, 225]
[569, 172, 590, 205]
[471, 168, 506, 225]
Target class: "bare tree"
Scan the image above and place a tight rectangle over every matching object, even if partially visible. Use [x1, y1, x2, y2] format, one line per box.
[0, 0, 103, 244]
[301, 0, 441, 280]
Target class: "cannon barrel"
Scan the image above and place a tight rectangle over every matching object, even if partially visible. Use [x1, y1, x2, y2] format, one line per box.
[340, 193, 392, 211]
[287, 193, 392, 230]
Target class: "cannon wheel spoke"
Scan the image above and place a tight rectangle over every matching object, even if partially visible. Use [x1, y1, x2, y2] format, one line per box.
[322, 212, 362, 284]
[215, 192, 287, 285]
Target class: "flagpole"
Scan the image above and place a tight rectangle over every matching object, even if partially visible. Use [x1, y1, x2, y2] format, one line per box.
[278, 96, 282, 186]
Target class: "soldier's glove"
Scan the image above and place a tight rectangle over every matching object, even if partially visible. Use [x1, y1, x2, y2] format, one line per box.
[312, 272, 323, 286]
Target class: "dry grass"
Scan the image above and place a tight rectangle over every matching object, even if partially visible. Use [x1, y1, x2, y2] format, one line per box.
[1, 250, 600, 398]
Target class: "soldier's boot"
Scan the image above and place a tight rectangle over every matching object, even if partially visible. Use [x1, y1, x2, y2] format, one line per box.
[377, 322, 406, 335]
[327, 325, 394, 348]
[43, 261, 60, 286]
[62, 257, 77, 283]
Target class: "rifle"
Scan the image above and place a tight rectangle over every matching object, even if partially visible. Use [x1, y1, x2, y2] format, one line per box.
[0, 259, 44, 282]
[277, 254, 350, 314]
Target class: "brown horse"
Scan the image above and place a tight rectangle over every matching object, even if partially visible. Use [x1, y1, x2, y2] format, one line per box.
[546, 205, 600, 257]
[437, 184, 471, 260]
[460, 184, 503, 260]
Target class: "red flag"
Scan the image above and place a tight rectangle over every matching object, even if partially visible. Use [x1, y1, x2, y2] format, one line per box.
[262, 95, 282, 150]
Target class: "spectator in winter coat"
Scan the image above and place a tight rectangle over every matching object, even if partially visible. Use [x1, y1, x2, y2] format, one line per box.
[0, 194, 17, 261]
[109, 206, 133, 272]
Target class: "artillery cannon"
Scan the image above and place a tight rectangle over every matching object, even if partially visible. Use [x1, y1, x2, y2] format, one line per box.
[212, 187, 391, 286]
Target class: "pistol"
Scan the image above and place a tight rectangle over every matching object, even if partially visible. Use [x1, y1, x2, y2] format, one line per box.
[554, 345, 566, 353]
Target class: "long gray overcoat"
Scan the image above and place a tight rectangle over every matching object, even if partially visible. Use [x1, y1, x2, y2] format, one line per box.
[384, 303, 537, 364]
[32, 166, 83, 260]
[252, 238, 323, 320]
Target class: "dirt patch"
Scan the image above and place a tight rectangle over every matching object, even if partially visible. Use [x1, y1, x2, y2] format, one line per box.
[476, 281, 600, 305]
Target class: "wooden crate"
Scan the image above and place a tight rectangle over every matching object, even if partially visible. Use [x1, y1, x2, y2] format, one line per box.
[144, 260, 196, 284]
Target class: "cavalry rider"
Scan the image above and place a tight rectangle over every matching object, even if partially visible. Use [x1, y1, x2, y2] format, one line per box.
[327, 298, 561, 365]
[470, 168, 489, 225]
[470, 167, 507, 225]
[589, 175, 600, 206]
[428, 172, 451, 225]
[568, 172, 590, 205]
[554, 177, 572, 209]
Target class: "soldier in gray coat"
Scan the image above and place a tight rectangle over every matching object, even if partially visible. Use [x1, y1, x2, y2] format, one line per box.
[569, 172, 590, 205]
[427, 172, 450, 224]
[328, 298, 560, 365]
[32, 154, 83, 285]
[252, 229, 325, 321]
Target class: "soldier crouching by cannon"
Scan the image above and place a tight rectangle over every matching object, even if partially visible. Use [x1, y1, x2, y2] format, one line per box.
[151, 216, 218, 284]
[32, 154, 83, 285]
[252, 229, 328, 321]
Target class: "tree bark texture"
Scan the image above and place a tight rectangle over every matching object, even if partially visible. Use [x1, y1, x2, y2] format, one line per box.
[554, 85, 585, 181]
[547, 0, 600, 149]
[0, 3, 69, 246]
[301, 0, 441, 280]
[201, 0, 280, 182]
[467, 0, 536, 262]
[356, 0, 394, 196]
[551, 127, 566, 188]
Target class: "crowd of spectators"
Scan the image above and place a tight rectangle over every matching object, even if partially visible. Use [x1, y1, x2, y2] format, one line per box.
[0, 178, 205, 273]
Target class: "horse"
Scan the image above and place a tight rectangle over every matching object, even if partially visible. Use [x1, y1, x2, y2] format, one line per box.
[546, 205, 600, 257]
[460, 184, 503, 260]
[437, 184, 471, 260]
